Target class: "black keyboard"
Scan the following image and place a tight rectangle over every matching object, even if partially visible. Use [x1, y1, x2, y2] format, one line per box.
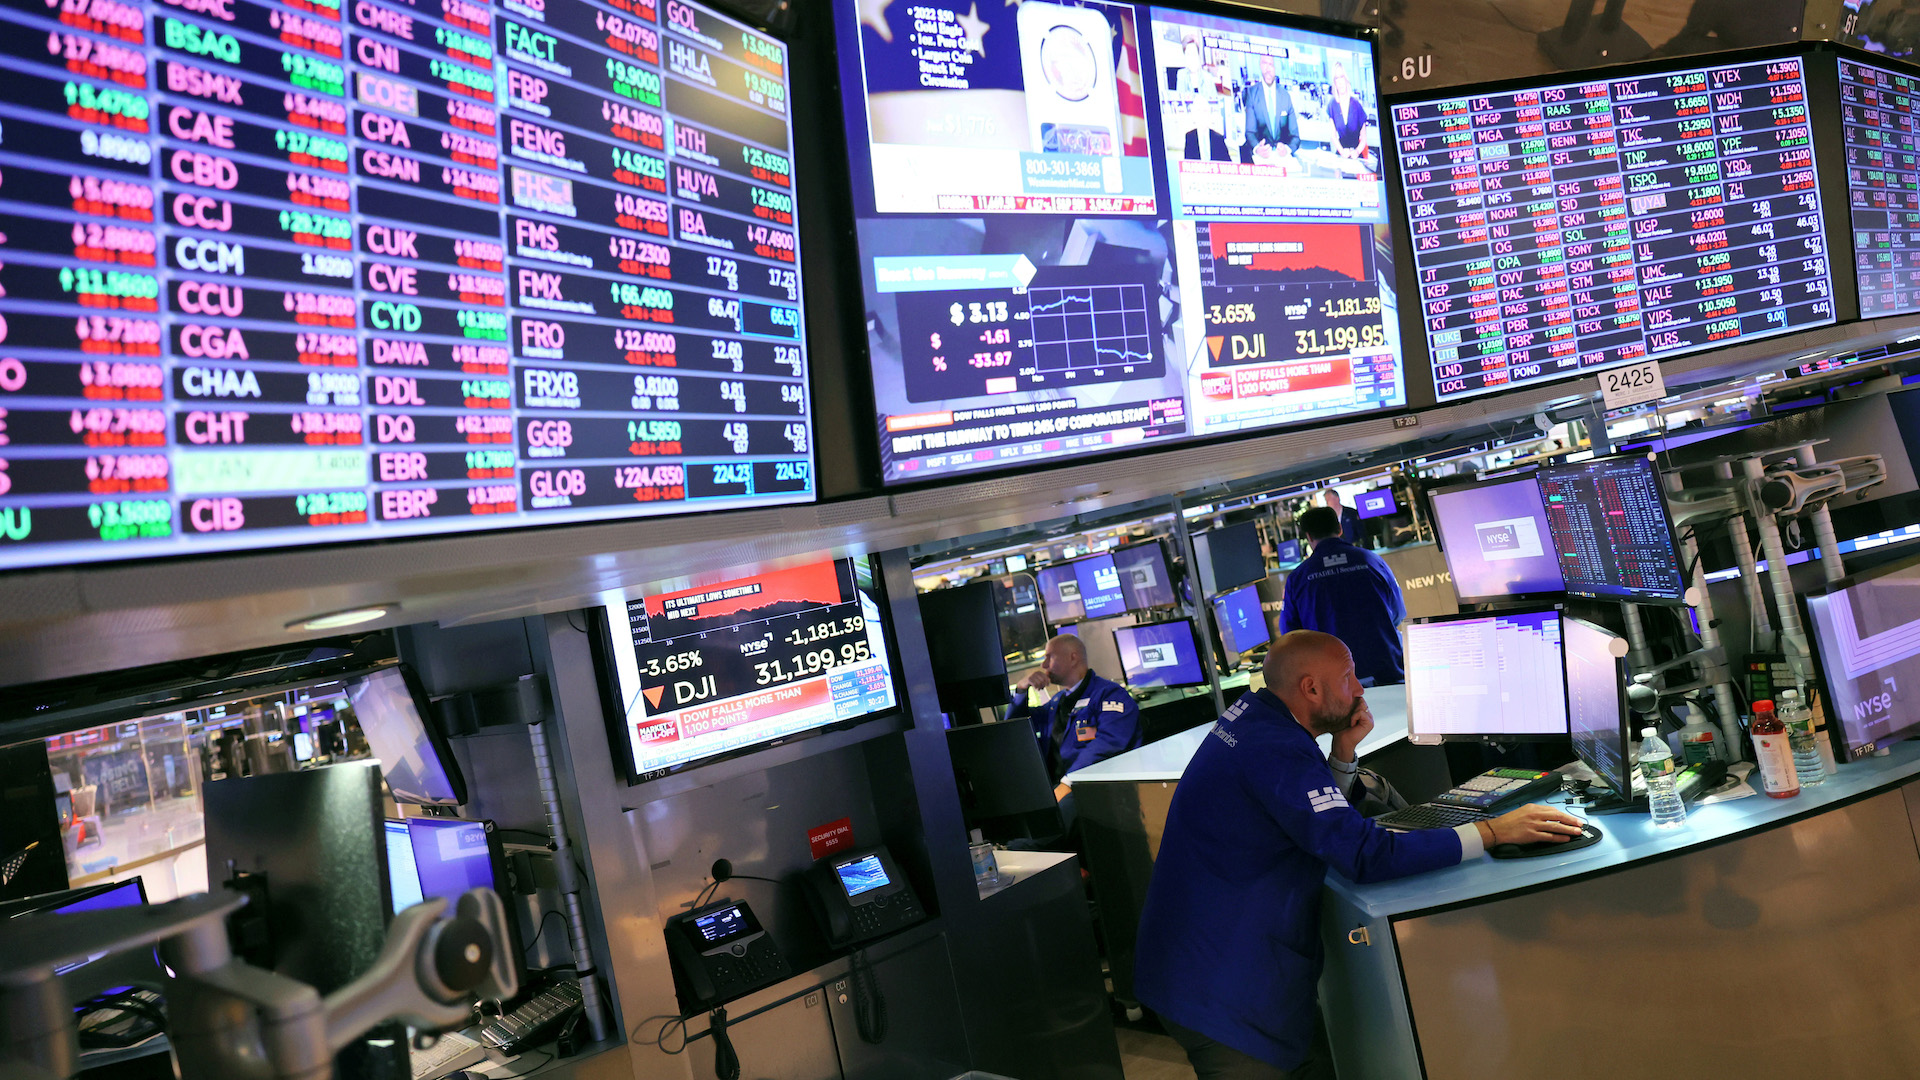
[479, 980, 582, 1056]
[1373, 802, 1491, 832]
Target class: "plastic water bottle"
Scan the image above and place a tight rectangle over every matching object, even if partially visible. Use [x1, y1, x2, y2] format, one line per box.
[1779, 689, 1825, 788]
[1640, 727, 1687, 829]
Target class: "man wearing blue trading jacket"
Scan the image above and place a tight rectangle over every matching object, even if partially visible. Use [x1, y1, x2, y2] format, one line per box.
[1134, 631, 1582, 1078]
[1281, 506, 1405, 685]
[1010, 634, 1142, 803]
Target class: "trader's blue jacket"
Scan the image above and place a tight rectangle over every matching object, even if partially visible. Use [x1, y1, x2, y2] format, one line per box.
[1133, 690, 1465, 1071]
[1280, 537, 1407, 684]
[1007, 672, 1141, 779]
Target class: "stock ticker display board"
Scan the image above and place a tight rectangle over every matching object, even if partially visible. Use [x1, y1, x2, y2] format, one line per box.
[836, 0, 1405, 485]
[1393, 55, 1837, 403]
[0, 0, 812, 569]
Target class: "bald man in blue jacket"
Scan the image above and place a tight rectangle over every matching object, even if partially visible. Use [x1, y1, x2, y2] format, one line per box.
[1133, 631, 1581, 1077]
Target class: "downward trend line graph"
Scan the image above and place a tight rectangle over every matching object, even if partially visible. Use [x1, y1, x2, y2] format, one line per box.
[1029, 282, 1156, 374]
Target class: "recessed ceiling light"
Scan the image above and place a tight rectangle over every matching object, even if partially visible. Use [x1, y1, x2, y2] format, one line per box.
[286, 605, 393, 633]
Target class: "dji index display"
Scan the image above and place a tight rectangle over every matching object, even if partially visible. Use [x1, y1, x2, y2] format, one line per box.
[0, 0, 812, 571]
[1394, 56, 1835, 403]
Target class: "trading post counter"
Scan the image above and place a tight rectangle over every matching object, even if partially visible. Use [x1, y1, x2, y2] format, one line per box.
[1324, 741, 1920, 1080]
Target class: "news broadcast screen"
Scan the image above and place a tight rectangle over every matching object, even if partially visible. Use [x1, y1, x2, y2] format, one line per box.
[0, 0, 815, 571]
[602, 556, 898, 781]
[835, 0, 1404, 485]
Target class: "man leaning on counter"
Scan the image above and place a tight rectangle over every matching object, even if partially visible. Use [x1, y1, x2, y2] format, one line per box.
[1133, 631, 1583, 1079]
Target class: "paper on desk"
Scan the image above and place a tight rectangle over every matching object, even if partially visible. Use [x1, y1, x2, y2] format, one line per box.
[1697, 761, 1757, 803]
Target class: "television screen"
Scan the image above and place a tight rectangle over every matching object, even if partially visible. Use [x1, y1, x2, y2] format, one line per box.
[1212, 584, 1268, 655]
[1429, 475, 1565, 603]
[1114, 619, 1206, 688]
[836, 0, 1405, 485]
[0, 0, 819, 574]
[1007, 554, 1030, 573]
[1840, 57, 1920, 317]
[406, 818, 497, 904]
[1073, 554, 1129, 618]
[1037, 563, 1087, 623]
[1113, 542, 1176, 609]
[1356, 489, 1398, 519]
[601, 557, 899, 783]
[1392, 53, 1835, 403]
[1805, 552, 1920, 762]
[1536, 454, 1687, 602]
[1193, 521, 1266, 595]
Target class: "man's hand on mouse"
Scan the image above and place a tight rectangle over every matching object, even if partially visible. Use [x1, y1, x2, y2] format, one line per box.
[1475, 804, 1586, 848]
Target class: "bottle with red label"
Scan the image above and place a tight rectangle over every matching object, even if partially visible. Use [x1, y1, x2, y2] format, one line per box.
[1750, 700, 1800, 799]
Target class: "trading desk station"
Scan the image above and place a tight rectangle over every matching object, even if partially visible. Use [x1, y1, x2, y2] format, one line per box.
[10, 2, 1920, 1078]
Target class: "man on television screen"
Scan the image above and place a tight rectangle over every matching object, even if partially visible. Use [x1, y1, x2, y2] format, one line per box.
[1280, 507, 1404, 685]
[1242, 55, 1299, 165]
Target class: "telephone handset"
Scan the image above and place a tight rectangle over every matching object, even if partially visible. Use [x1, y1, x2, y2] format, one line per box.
[663, 898, 791, 1012]
[803, 845, 925, 949]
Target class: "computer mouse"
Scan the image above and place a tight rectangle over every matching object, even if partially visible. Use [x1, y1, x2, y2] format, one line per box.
[1489, 823, 1603, 859]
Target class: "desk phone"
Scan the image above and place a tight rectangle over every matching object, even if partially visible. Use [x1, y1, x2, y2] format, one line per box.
[664, 898, 791, 1011]
[804, 845, 925, 948]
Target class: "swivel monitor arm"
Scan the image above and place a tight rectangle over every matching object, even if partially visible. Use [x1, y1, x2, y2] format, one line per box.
[0, 887, 517, 1080]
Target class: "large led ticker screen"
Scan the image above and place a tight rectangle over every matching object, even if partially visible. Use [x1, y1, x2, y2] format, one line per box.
[1839, 55, 1920, 317]
[836, 0, 1405, 485]
[1393, 54, 1836, 403]
[0, 0, 814, 571]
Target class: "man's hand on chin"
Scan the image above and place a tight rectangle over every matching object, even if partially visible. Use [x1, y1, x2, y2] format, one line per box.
[1330, 701, 1375, 763]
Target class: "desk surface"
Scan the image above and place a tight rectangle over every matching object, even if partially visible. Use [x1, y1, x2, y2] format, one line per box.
[1068, 684, 1410, 783]
[1328, 740, 1920, 920]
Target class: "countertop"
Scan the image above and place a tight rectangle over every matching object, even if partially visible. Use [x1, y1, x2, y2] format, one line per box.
[1327, 740, 1920, 920]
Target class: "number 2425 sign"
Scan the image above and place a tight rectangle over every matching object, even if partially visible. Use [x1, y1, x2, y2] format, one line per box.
[1600, 359, 1666, 410]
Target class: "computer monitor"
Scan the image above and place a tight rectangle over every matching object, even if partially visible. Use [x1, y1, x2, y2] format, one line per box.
[995, 577, 1049, 658]
[1536, 454, 1688, 603]
[946, 721, 1062, 842]
[1428, 475, 1566, 604]
[1071, 554, 1128, 619]
[1403, 608, 1571, 744]
[1037, 563, 1085, 624]
[1114, 620, 1207, 690]
[1806, 550, 1920, 762]
[1005, 554, 1028, 573]
[406, 818, 500, 905]
[1563, 617, 1631, 797]
[349, 665, 466, 806]
[919, 582, 1011, 715]
[1276, 539, 1303, 566]
[1193, 522, 1266, 596]
[385, 819, 425, 915]
[1113, 542, 1176, 610]
[1212, 585, 1269, 657]
[1357, 489, 1398, 519]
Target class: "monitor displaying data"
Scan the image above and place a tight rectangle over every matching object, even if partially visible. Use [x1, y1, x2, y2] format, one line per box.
[1404, 609, 1569, 743]
[1211, 582, 1267, 655]
[836, 0, 1405, 484]
[1394, 54, 1836, 403]
[601, 556, 898, 782]
[1805, 552, 1920, 761]
[1537, 454, 1686, 602]
[1114, 618, 1205, 688]
[1428, 474, 1564, 602]
[1113, 541, 1176, 609]
[1563, 615, 1629, 796]
[1839, 56, 1920, 316]
[0, 0, 813, 572]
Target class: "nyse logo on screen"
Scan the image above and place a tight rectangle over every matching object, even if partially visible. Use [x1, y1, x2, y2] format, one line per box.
[1473, 517, 1544, 561]
[1139, 644, 1176, 669]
